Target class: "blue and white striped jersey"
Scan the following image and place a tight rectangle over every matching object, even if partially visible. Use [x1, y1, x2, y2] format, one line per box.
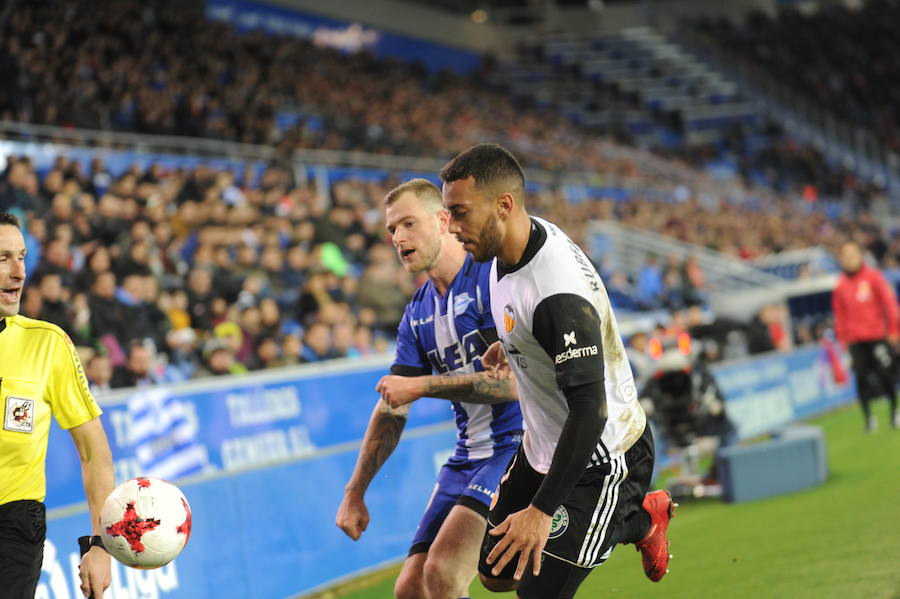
[392, 254, 523, 461]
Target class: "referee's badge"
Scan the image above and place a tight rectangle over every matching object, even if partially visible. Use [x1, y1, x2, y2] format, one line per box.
[503, 304, 516, 333]
[4, 396, 35, 433]
[548, 505, 569, 539]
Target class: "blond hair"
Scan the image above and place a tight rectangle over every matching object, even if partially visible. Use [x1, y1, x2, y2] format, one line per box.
[384, 178, 443, 213]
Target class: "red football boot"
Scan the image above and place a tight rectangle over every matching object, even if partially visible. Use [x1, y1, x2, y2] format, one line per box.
[634, 490, 676, 582]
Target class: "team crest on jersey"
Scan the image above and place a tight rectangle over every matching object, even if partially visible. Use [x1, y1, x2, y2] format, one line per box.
[548, 505, 569, 539]
[4, 396, 35, 433]
[503, 304, 516, 333]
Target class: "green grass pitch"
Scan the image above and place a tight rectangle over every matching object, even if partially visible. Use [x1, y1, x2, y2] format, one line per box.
[321, 404, 900, 599]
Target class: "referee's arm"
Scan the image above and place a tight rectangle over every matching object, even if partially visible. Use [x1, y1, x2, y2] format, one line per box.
[69, 417, 114, 597]
[530, 293, 608, 516]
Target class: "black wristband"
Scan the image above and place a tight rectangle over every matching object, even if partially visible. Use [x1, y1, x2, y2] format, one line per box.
[78, 535, 107, 557]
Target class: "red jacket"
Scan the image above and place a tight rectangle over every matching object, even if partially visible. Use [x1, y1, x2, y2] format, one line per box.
[832, 265, 900, 345]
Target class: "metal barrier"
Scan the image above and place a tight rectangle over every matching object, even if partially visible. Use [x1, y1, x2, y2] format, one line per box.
[589, 219, 785, 292]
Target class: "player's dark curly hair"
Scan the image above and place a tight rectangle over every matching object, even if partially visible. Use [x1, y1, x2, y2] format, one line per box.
[0, 211, 21, 229]
[440, 143, 525, 193]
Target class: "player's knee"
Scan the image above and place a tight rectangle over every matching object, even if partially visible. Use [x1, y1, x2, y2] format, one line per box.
[479, 572, 518, 593]
[394, 573, 426, 599]
[422, 556, 461, 599]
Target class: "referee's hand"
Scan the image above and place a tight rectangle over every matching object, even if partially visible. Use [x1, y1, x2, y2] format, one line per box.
[78, 545, 111, 598]
[486, 504, 552, 581]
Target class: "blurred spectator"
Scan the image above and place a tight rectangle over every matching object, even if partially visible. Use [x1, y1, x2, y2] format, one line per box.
[36, 272, 72, 333]
[187, 268, 216, 331]
[85, 353, 113, 395]
[745, 304, 791, 355]
[661, 267, 686, 311]
[636, 256, 664, 309]
[162, 328, 200, 383]
[254, 336, 283, 370]
[681, 256, 707, 306]
[626, 332, 653, 392]
[357, 245, 411, 333]
[745, 307, 776, 355]
[110, 341, 156, 388]
[606, 271, 638, 311]
[280, 334, 303, 366]
[76, 246, 113, 293]
[353, 325, 378, 357]
[88, 271, 123, 343]
[301, 321, 337, 362]
[236, 306, 262, 366]
[199, 338, 248, 377]
[259, 297, 284, 338]
[332, 321, 358, 359]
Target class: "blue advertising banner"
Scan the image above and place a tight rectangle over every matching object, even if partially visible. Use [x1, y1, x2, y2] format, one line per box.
[205, 0, 482, 74]
[38, 346, 861, 598]
[40, 423, 457, 599]
[44, 356, 456, 510]
[711, 345, 856, 441]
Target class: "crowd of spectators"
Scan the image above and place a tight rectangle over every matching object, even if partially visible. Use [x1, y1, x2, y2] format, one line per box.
[0, 155, 413, 391]
[0, 0, 864, 206]
[696, 1, 900, 154]
[1, 0, 897, 390]
[0, 0, 655, 178]
[2, 151, 896, 391]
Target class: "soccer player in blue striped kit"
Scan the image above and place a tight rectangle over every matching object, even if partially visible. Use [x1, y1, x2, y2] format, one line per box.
[336, 179, 523, 599]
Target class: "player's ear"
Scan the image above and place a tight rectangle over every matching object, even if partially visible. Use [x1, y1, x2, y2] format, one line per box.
[436, 207, 450, 234]
[496, 192, 514, 220]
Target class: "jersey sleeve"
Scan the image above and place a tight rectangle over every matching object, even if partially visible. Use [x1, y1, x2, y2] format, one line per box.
[531, 293, 606, 389]
[48, 331, 102, 429]
[390, 304, 432, 377]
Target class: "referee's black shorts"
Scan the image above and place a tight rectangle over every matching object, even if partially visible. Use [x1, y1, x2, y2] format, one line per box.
[479, 425, 654, 599]
[0, 500, 46, 598]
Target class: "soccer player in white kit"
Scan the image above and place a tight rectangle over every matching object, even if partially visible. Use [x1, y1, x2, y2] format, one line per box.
[440, 144, 675, 599]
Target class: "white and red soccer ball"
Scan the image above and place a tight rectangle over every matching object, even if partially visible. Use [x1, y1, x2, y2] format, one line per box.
[100, 477, 192, 569]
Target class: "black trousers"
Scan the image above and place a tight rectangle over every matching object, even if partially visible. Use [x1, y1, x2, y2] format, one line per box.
[848, 340, 898, 418]
[0, 500, 46, 599]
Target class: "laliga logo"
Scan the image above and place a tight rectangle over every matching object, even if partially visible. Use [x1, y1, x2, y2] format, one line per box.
[36, 539, 180, 599]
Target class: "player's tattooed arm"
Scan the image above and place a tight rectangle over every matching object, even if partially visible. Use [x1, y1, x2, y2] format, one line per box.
[344, 399, 409, 497]
[337, 399, 408, 540]
[423, 372, 517, 404]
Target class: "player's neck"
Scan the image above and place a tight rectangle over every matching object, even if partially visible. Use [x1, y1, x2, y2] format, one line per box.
[427, 242, 467, 296]
[497, 211, 532, 267]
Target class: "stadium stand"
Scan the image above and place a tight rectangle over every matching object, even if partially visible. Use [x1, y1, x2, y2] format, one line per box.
[0, 0, 897, 386]
[695, 2, 900, 155]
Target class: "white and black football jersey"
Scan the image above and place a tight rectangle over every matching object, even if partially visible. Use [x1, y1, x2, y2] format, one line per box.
[490, 217, 646, 474]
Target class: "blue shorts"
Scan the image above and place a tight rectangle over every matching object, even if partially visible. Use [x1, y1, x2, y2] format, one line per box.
[409, 442, 519, 555]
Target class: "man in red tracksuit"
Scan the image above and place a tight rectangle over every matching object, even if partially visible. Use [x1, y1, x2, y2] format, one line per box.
[832, 241, 899, 431]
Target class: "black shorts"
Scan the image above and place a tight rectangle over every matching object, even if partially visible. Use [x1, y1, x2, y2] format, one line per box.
[479, 425, 654, 598]
[0, 500, 46, 599]
[848, 340, 897, 398]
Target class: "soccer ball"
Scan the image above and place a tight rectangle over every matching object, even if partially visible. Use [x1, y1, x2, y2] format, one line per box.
[99, 477, 192, 569]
